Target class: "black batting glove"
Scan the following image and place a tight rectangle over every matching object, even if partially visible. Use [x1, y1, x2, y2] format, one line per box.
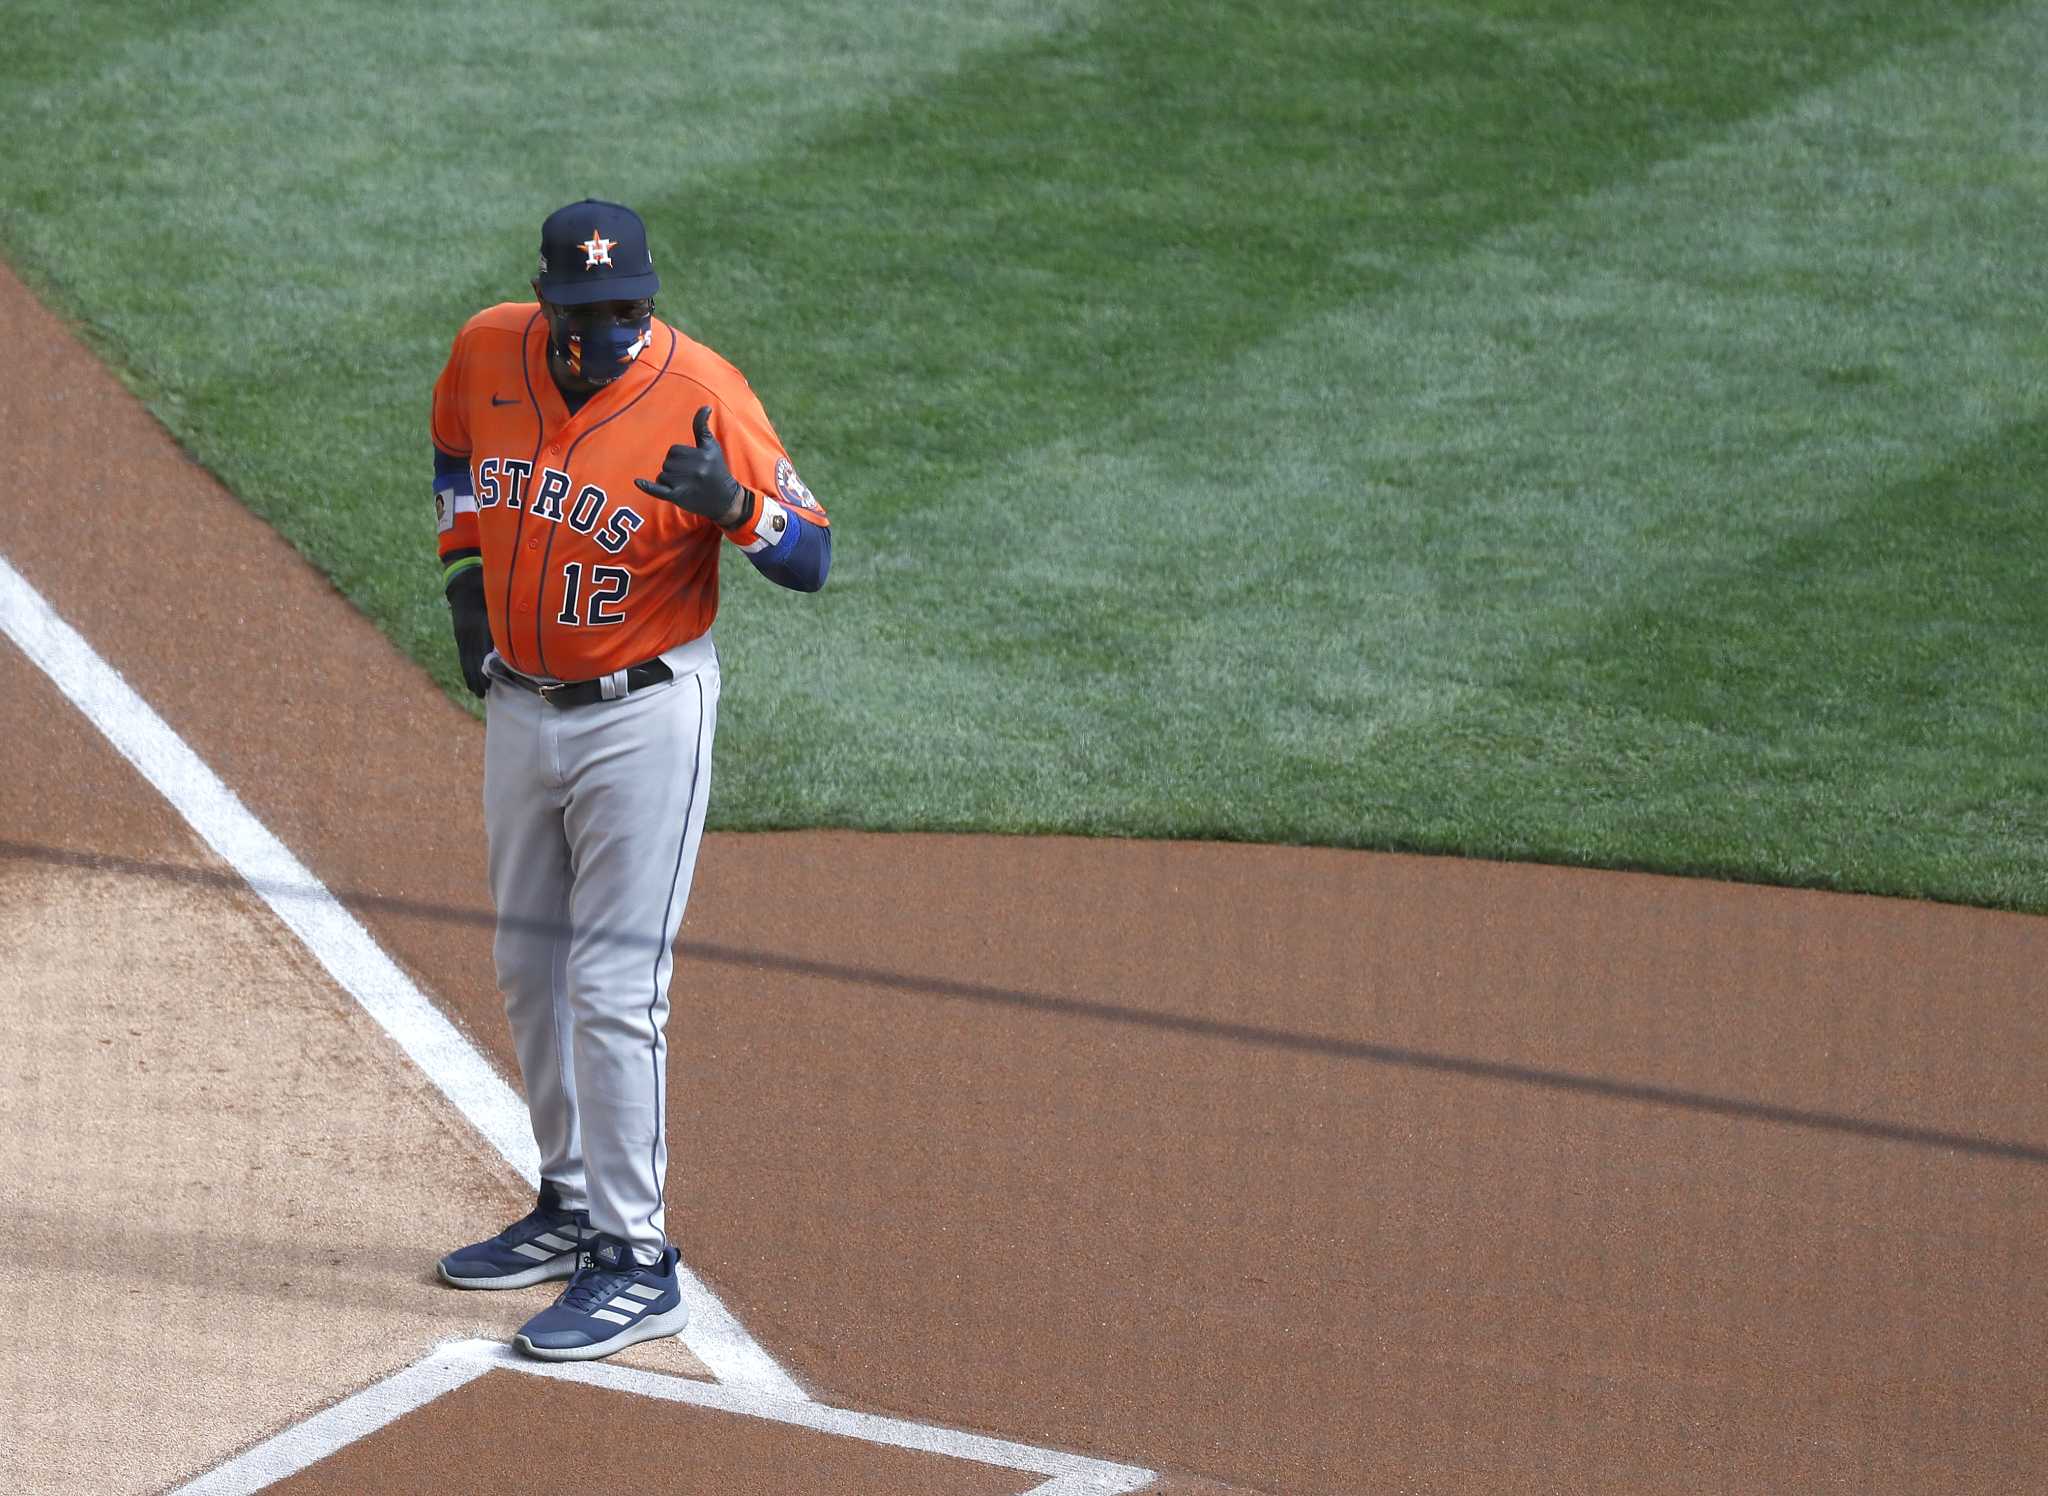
[445, 561, 492, 698]
[634, 406, 757, 529]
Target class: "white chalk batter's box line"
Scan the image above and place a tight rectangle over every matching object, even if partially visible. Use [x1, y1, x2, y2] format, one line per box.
[0, 551, 1154, 1493]
[172, 1340, 1154, 1495]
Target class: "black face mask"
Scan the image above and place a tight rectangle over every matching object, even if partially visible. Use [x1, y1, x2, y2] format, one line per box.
[543, 300, 654, 387]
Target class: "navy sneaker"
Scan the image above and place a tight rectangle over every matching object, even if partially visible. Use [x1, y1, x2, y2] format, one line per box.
[512, 1235, 690, 1362]
[438, 1182, 596, 1290]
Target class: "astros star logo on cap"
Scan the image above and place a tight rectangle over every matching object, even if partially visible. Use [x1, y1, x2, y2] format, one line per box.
[579, 232, 616, 270]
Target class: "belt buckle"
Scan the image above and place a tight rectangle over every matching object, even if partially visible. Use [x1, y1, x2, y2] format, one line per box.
[536, 681, 568, 704]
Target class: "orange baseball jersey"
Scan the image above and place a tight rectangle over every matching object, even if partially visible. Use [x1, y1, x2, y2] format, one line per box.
[431, 302, 829, 681]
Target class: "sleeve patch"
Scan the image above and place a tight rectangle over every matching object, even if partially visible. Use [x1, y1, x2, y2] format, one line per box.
[434, 468, 478, 535]
[774, 457, 821, 513]
[739, 495, 794, 555]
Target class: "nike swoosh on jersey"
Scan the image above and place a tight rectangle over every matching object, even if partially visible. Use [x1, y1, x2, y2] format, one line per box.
[491, 394, 519, 407]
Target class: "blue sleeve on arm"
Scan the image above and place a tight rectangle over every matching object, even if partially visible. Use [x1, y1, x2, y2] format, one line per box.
[745, 512, 831, 593]
[434, 446, 475, 505]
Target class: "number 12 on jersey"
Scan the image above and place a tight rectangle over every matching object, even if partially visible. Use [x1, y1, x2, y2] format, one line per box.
[557, 561, 631, 626]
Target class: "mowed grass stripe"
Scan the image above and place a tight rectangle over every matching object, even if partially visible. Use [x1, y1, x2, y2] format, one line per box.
[1138, 2, 2031, 897]
[1496, 411, 2048, 907]
[708, 5, 2031, 811]
[1341, 0, 2048, 904]
[712, 0, 2046, 907]
[677, 0, 2003, 514]
[707, 0, 2007, 829]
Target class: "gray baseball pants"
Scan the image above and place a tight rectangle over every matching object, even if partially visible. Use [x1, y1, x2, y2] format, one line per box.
[482, 633, 719, 1264]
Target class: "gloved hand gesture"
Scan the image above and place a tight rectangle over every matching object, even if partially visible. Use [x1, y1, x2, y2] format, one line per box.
[446, 564, 493, 698]
[635, 406, 756, 528]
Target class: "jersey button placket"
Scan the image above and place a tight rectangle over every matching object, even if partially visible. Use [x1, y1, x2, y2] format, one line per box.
[533, 439, 567, 677]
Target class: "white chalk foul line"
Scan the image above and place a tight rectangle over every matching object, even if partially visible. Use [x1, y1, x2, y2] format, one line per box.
[4, 553, 1155, 1490]
[168, 1347, 492, 1496]
[479, 1341, 1156, 1494]
[174, 1340, 1154, 1495]
[0, 553, 799, 1400]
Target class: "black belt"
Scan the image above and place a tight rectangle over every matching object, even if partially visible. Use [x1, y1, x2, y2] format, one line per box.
[495, 658, 673, 708]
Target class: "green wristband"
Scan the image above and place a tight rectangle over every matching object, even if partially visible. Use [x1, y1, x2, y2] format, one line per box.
[442, 555, 484, 590]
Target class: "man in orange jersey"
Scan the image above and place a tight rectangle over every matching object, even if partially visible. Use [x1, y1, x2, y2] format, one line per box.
[428, 199, 831, 1362]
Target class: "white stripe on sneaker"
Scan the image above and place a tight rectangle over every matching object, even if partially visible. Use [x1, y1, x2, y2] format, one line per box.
[511, 1243, 554, 1261]
[590, 1310, 633, 1326]
[533, 1232, 577, 1251]
[624, 1284, 663, 1300]
[606, 1296, 648, 1314]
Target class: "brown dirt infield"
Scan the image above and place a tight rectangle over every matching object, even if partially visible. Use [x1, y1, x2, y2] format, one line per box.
[3, 257, 2045, 1494]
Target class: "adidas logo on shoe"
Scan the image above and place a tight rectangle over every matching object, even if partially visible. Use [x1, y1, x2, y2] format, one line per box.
[436, 1184, 596, 1291]
[514, 1235, 690, 1363]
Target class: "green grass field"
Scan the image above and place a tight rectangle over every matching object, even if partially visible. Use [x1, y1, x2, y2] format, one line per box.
[4, 0, 2044, 908]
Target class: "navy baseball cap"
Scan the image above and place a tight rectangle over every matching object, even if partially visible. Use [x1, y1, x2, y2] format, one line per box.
[535, 199, 659, 305]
